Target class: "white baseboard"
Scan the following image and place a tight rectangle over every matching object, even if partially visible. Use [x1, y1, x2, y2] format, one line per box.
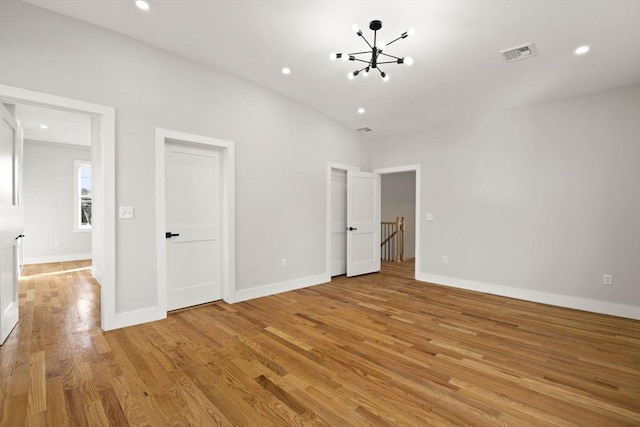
[418, 273, 640, 320]
[103, 274, 329, 330]
[24, 253, 92, 265]
[229, 273, 330, 304]
[103, 306, 166, 331]
[91, 266, 102, 285]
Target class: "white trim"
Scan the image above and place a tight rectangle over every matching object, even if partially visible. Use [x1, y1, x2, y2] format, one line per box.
[0, 84, 116, 331]
[155, 128, 236, 314]
[325, 162, 361, 277]
[24, 253, 92, 265]
[373, 165, 421, 280]
[107, 306, 166, 331]
[231, 274, 330, 303]
[91, 266, 102, 284]
[418, 273, 640, 320]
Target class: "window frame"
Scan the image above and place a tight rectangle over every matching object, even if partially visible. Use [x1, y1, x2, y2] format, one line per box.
[74, 159, 92, 232]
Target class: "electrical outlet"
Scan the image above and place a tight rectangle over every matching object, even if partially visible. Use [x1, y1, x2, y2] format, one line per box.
[603, 274, 612, 285]
[442, 256, 448, 264]
[425, 213, 434, 221]
[281, 258, 288, 268]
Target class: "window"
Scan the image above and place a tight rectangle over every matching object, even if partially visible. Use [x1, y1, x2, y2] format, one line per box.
[74, 160, 92, 232]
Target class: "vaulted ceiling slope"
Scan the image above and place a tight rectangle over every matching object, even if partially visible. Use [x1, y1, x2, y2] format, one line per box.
[22, 0, 640, 138]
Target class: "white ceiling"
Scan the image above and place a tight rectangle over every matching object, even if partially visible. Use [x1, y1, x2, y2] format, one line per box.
[14, 103, 92, 146]
[21, 0, 640, 138]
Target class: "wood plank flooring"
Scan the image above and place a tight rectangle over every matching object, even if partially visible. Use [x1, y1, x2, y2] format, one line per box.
[1, 259, 639, 426]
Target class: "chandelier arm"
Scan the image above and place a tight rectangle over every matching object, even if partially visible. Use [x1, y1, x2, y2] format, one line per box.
[348, 51, 374, 56]
[359, 35, 374, 50]
[376, 60, 401, 65]
[352, 58, 372, 64]
[385, 35, 404, 47]
[377, 66, 385, 76]
[378, 52, 402, 60]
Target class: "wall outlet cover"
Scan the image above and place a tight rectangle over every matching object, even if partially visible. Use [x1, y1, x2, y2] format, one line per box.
[119, 206, 135, 219]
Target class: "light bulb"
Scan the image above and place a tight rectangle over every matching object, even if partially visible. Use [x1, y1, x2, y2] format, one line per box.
[382, 74, 389, 82]
[378, 41, 386, 51]
[363, 68, 369, 77]
[135, 0, 149, 11]
[575, 45, 590, 55]
[348, 72, 355, 80]
[404, 56, 414, 66]
[281, 67, 291, 75]
[352, 24, 360, 34]
[407, 28, 416, 36]
[341, 54, 348, 61]
[357, 108, 365, 114]
[330, 53, 337, 61]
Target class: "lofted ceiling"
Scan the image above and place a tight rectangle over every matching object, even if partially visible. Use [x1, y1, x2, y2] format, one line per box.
[19, 0, 640, 138]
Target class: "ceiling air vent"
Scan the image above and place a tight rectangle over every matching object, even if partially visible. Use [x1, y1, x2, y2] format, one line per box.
[499, 42, 537, 63]
[357, 127, 373, 135]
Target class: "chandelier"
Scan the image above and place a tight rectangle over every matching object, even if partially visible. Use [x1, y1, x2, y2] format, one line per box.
[331, 20, 415, 81]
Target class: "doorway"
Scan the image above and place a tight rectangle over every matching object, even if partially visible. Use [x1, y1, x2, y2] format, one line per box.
[381, 171, 416, 261]
[155, 128, 235, 312]
[15, 104, 93, 266]
[326, 163, 421, 280]
[375, 165, 421, 278]
[0, 84, 116, 330]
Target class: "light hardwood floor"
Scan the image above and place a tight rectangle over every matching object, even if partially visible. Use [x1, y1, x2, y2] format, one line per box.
[1, 259, 639, 426]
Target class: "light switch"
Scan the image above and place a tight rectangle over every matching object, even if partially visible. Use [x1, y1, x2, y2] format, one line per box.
[425, 213, 434, 221]
[119, 206, 135, 219]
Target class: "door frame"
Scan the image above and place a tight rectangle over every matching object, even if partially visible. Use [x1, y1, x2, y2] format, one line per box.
[0, 103, 22, 344]
[374, 165, 422, 279]
[155, 128, 235, 311]
[0, 84, 117, 330]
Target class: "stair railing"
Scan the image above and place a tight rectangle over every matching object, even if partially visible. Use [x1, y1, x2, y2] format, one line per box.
[381, 216, 404, 262]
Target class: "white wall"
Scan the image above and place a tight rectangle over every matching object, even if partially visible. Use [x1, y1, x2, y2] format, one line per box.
[381, 172, 416, 258]
[372, 84, 640, 318]
[22, 140, 92, 264]
[0, 2, 369, 317]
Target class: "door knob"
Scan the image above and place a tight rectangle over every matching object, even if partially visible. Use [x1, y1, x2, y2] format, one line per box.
[165, 232, 180, 238]
[348, 227, 357, 231]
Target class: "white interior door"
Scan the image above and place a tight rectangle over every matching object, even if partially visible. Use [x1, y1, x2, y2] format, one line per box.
[346, 171, 380, 277]
[0, 104, 23, 344]
[331, 169, 347, 276]
[165, 141, 222, 310]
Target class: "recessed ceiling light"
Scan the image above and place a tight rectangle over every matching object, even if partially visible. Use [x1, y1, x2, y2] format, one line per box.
[40, 124, 48, 129]
[357, 108, 365, 114]
[575, 45, 590, 55]
[135, 1, 149, 11]
[281, 67, 291, 75]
